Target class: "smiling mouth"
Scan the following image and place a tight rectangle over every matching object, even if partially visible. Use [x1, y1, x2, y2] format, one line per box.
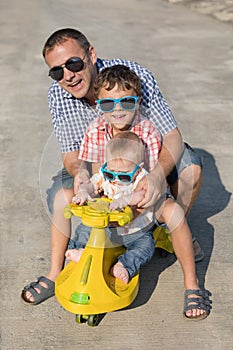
[111, 113, 127, 119]
[69, 78, 82, 87]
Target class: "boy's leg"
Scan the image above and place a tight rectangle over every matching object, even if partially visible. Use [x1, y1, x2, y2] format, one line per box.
[112, 230, 155, 284]
[65, 223, 92, 262]
[111, 262, 129, 284]
[65, 248, 84, 262]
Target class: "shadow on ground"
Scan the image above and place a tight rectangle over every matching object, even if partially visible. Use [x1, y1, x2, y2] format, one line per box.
[128, 148, 231, 308]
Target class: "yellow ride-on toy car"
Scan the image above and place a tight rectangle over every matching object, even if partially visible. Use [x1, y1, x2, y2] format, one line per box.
[55, 198, 140, 326]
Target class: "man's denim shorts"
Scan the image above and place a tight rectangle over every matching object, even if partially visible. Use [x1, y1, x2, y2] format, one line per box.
[46, 143, 202, 214]
[166, 142, 203, 186]
[46, 168, 74, 214]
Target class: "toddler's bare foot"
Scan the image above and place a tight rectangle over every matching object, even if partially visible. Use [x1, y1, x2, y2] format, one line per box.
[110, 262, 129, 284]
[65, 248, 84, 263]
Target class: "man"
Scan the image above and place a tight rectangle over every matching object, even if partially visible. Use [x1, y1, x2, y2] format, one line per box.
[21, 28, 204, 305]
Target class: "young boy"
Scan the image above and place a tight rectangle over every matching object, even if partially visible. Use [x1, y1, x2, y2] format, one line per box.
[66, 132, 156, 284]
[68, 65, 211, 320]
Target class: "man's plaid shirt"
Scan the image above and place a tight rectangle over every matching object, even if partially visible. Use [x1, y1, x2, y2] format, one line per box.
[48, 58, 176, 153]
[79, 112, 162, 172]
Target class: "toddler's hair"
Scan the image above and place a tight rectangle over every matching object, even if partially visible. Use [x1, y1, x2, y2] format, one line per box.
[106, 131, 144, 165]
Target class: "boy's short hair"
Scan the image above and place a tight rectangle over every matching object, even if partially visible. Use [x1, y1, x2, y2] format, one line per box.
[94, 65, 142, 99]
[106, 131, 145, 165]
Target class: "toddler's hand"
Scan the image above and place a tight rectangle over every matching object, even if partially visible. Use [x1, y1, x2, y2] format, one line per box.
[72, 191, 94, 205]
[109, 190, 146, 210]
[109, 197, 128, 210]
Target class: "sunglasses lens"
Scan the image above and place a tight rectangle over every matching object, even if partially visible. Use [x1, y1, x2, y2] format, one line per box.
[118, 174, 131, 183]
[66, 57, 85, 72]
[49, 57, 85, 81]
[121, 97, 137, 110]
[99, 100, 115, 112]
[49, 67, 64, 81]
[103, 171, 114, 180]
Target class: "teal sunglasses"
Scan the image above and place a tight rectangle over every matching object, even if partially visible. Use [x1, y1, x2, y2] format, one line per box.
[100, 163, 139, 183]
[96, 96, 139, 113]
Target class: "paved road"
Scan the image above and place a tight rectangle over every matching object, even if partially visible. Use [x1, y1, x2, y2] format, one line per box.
[166, 0, 233, 25]
[1, 0, 232, 349]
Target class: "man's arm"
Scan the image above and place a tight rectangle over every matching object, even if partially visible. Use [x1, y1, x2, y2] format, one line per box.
[62, 151, 91, 195]
[62, 150, 80, 177]
[136, 128, 184, 208]
[159, 127, 184, 177]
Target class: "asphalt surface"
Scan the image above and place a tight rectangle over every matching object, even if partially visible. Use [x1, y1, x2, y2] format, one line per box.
[1, 0, 233, 349]
[166, 0, 233, 25]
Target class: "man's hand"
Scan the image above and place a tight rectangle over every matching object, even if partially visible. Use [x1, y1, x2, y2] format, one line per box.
[135, 164, 167, 208]
[136, 128, 184, 208]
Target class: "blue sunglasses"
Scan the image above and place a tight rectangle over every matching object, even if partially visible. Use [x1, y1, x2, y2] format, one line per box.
[100, 163, 139, 183]
[96, 96, 139, 113]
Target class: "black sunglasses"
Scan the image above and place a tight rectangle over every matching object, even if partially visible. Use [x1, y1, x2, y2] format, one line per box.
[48, 54, 86, 81]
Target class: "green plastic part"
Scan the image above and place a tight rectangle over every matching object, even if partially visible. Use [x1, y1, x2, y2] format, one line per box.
[70, 292, 90, 304]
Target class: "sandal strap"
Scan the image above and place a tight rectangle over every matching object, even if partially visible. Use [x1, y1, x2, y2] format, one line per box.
[185, 289, 211, 298]
[184, 289, 212, 314]
[24, 276, 54, 292]
[22, 276, 55, 304]
[37, 276, 55, 289]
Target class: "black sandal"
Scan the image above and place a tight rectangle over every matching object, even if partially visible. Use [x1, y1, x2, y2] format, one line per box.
[183, 289, 212, 320]
[21, 276, 55, 305]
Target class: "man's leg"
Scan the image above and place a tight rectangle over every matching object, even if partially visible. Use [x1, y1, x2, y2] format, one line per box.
[167, 144, 204, 261]
[170, 164, 203, 217]
[22, 168, 75, 304]
[22, 187, 74, 303]
[47, 187, 74, 280]
[157, 199, 211, 319]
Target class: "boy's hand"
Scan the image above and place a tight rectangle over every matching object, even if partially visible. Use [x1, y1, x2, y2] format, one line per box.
[74, 169, 91, 195]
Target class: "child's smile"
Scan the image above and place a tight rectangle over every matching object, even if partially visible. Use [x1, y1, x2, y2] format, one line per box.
[98, 85, 140, 132]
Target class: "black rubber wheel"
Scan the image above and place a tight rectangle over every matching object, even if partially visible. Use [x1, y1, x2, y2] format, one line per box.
[87, 314, 100, 327]
[75, 314, 87, 324]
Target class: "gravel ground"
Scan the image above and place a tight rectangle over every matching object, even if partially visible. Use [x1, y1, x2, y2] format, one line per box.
[165, 0, 233, 24]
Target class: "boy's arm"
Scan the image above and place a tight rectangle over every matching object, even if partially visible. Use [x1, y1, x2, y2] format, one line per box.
[72, 162, 98, 205]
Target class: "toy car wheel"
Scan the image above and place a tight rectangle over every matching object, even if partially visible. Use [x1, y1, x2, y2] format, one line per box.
[87, 314, 100, 327]
[75, 314, 87, 324]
